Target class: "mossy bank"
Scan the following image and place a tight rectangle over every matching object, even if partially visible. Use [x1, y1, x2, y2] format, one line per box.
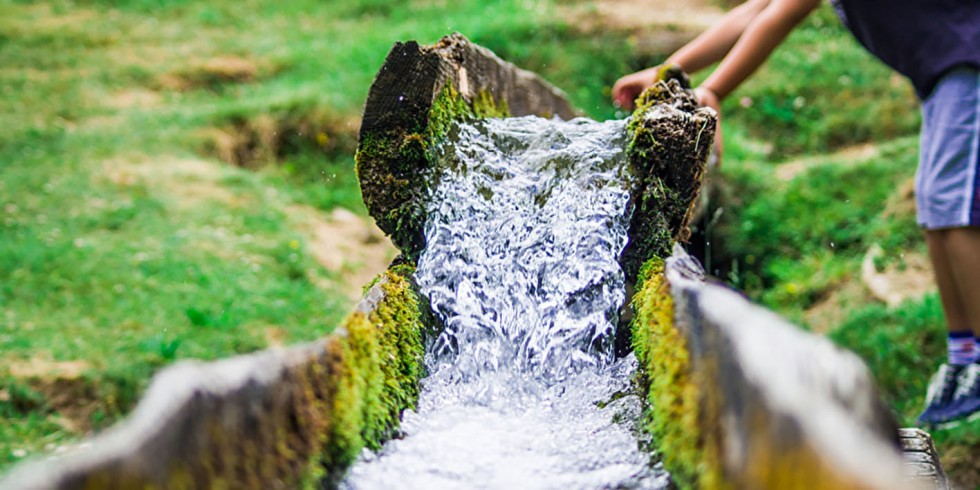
[0, 267, 427, 489]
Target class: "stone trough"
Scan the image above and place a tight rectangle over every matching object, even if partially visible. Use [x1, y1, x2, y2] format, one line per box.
[0, 34, 947, 489]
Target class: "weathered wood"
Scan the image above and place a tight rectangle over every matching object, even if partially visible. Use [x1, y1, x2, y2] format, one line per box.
[0, 270, 427, 489]
[898, 428, 950, 489]
[648, 246, 916, 489]
[356, 33, 579, 258]
[620, 75, 715, 284]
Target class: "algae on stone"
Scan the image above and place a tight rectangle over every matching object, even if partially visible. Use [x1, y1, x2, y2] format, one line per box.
[631, 259, 725, 490]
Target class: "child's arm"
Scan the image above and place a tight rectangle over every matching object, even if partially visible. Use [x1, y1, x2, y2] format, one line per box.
[612, 0, 820, 109]
[698, 0, 820, 102]
[666, 0, 772, 76]
[612, 0, 771, 109]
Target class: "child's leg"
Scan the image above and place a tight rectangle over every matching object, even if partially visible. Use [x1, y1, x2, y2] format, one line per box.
[944, 227, 980, 340]
[925, 230, 971, 335]
[915, 67, 980, 423]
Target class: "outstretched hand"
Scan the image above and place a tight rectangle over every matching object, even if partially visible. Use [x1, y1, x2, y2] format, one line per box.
[611, 66, 660, 111]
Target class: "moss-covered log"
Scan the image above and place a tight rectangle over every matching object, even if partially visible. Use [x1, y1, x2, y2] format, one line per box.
[621, 74, 715, 285]
[0, 267, 426, 490]
[630, 246, 913, 490]
[356, 32, 578, 259]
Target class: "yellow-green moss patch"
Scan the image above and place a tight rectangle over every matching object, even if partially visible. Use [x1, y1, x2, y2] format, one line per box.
[631, 258, 723, 490]
[323, 266, 425, 475]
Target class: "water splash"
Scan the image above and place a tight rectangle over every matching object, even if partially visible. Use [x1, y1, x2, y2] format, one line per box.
[341, 116, 667, 489]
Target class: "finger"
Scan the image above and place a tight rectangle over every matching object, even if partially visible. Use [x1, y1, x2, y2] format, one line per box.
[612, 81, 627, 106]
[613, 89, 633, 111]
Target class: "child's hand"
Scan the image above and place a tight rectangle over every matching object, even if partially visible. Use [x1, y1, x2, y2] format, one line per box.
[611, 66, 661, 110]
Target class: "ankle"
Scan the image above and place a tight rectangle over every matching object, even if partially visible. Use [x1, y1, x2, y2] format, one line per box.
[948, 331, 976, 366]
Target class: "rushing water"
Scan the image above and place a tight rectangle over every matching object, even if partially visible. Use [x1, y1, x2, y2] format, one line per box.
[341, 116, 668, 490]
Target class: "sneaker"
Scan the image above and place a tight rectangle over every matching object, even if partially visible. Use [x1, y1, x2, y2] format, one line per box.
[945, 363, 980, 422]
[917, 363, 964, 425]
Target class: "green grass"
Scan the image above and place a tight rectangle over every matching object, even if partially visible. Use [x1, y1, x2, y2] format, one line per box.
[715, 6, 920, 159]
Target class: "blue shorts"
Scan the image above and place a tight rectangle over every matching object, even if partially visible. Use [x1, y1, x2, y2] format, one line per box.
[916, 67, 980, 230]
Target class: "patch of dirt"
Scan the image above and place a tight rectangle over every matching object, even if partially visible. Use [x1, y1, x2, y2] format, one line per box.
[105, 89, 162, 110]
[288, 205, 398, 301]
[803, 245, 932, 334]
[7, 358, 98, 434]
[26, 3, 97, 31]
[942, 441, 980, 490]
[562, 0, 724, 55]
[102, 157, 239, 209]
[8, 359, 90, 380]
[861, 244, 933, 308]
[803, 279, 871, 334]
[881, 177, 916, 221]
[264, 326, 288, 348]
[157, 55, 266, 91]
[775, 143, 879, 181]
[202, 111, 359, 169]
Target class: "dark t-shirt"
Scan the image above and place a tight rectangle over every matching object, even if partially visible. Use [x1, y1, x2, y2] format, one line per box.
[833, 0, 980, 99]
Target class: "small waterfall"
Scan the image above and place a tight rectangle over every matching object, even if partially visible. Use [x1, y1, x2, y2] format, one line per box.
[341, 116, 667, 489]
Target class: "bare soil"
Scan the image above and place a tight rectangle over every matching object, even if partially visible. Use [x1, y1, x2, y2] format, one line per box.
[562, 0, 723, 55]
[288, 205, 398, 301]
[7, 358, 98, 434]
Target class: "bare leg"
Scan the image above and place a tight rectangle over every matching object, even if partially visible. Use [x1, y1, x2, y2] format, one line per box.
[919, 228, 980, 423]
[926, 230, 972, 334]
[943, 227, 980, 337]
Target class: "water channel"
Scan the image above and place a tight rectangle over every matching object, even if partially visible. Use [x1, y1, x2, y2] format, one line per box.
[341, 115, 668, 489]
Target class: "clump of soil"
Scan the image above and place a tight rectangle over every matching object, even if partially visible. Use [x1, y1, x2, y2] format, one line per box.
[561, 0, 723, 56]
[5, 359, 99, 434]
[158, 55, 274, 91]
[202, 109, 359, 169]
[288, 205, 398, 301]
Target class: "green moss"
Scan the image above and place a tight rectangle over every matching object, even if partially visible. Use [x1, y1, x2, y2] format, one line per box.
[429, 84, 510, 141]
[621, 78, 712, 283]
[321, 265, 425, 476]
[356, 82, 509, 259]
[631, 258, 724, 490]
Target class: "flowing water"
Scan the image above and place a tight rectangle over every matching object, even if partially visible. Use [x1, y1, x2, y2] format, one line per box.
[341, 116, 668, 490]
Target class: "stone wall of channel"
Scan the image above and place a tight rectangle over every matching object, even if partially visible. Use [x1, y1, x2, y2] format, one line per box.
[0, 267, 426, 490]
[630, 246, 915, 490]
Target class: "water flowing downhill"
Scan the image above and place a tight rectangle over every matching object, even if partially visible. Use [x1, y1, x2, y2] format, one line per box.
[341, 116, 669, 489]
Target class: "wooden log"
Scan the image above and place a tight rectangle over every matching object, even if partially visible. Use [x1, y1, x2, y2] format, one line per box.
[356, 33, 578, 259]
[898, 428, 950, 489]
[620, 74, 716, 284]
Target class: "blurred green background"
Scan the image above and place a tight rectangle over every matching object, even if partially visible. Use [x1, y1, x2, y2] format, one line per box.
[0, 0, 975, 485]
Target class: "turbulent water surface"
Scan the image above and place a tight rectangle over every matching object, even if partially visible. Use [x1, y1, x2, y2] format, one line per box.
[341, 116, 668, 490]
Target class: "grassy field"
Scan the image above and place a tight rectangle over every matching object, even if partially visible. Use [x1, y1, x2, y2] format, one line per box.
[0, 0, 976, 485]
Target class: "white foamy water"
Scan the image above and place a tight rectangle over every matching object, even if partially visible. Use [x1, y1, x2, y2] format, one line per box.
[341, 116, 668, 490]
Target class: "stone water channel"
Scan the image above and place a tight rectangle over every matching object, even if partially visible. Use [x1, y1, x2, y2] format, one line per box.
[342, 116, 667, 489]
